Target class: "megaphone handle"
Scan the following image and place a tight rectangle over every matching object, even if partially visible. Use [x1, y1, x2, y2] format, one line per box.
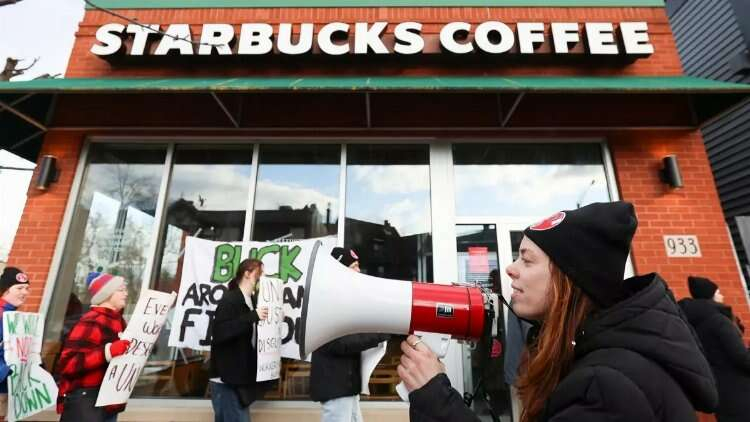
[397, 332, 452, 402]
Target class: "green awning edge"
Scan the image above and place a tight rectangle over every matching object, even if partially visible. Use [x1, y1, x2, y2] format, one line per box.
[85, 0, 665, 9]
[0, 76, 748, 94]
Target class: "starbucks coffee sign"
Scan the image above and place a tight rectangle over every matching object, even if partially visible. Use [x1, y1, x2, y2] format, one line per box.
[91, 21, 654, 58]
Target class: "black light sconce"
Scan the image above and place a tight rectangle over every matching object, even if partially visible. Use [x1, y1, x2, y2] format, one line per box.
[35, 155, 60, 191]
[659, 154, 683, 189]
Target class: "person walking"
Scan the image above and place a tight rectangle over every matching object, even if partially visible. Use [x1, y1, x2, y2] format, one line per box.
[56, 271, 130, 422]
[679, 276, 750, 422]
[209, 258, 268, 422]
[310, 247, 390, 422]
[0, 267, 30, 418]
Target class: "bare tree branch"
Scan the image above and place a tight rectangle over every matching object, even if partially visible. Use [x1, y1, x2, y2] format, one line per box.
[1, 57, 39, 81]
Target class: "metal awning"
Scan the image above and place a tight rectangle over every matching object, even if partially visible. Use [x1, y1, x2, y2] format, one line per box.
[0, 75, 746, 93]
[2, 75, 749, 160]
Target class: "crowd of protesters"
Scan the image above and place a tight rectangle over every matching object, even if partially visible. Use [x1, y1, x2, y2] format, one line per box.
[0, 201, 748, 422]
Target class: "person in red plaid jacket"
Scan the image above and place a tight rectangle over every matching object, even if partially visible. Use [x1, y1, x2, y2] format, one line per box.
[55, 271, 131, 422]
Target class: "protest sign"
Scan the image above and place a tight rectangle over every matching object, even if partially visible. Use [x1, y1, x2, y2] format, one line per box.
[256, 276, 284, 381]
[3, 312, 58, 422]
[167, 236, 335, 360]
[96, 289, 176, 407]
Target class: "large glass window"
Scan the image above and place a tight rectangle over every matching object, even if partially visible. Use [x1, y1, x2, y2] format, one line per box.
[138, 145, 254, 398]
[345, 144, 433, 400]
[456, 224, 522, 422]
[345, 144, 432, 281]
[252, 144, 340, 242]
[252, 144, 340, 400]
[454, 143, 611, 216]
[43, 144, 166, 373]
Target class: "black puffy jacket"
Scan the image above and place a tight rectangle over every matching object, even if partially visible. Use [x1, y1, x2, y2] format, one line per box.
[679, 298, 750, 422]
[310, 333, 389, 402]
[409, 273, 718, 421]
[210, 288, 265, 403]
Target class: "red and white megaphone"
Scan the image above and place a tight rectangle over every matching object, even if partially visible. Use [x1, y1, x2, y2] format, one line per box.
[298, 240, 499, 357]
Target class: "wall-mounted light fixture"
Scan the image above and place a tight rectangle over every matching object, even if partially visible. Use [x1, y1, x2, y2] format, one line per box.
[659, 154, 683, 189]
[35, 155, 59, 191]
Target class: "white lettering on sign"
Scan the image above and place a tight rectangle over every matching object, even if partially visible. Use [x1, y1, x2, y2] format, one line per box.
[551, 22, 580, 53]
[620, 21, 655, 55]
[585, 23, 618, 55]
[393, 22, 424, 55]
[664, 235, 702, 258]
[91, 21, 654, 58]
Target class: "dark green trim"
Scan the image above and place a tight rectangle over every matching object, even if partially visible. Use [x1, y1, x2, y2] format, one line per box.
[86, 0, 665, 10]
[0, 76, 746, 93]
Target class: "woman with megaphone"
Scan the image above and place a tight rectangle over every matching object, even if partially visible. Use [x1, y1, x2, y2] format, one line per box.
[398, 201, 719, 422]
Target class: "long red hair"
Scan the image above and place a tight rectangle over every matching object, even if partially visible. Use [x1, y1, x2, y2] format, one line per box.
[516, 264, 597, 422]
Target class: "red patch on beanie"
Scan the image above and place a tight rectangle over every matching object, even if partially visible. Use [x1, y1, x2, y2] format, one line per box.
[529, 211, 566, 231]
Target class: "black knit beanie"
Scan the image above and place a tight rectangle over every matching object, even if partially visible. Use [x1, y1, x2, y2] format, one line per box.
[331, 247, 359, 268]
[688, 276, 718, 299]
[523, 201, 638, 308]
[0, 267, 30, 296]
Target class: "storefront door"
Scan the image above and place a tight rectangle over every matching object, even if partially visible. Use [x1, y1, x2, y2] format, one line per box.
[456, 217, 533, 422]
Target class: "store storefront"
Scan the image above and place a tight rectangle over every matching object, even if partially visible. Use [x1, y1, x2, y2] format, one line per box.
[1, 1, 750, 421]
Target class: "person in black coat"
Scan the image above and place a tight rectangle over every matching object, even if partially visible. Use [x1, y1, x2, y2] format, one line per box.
[210, 259, 269, 422]
[397, 201, 718, 422]
[679, 276, 750, 422]
[310, 247, 390, 422]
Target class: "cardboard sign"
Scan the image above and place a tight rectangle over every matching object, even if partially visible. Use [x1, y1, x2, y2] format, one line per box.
[3, 312, 58, 422]
[96, 290, 176, 407]
[256, 276, 284, 381]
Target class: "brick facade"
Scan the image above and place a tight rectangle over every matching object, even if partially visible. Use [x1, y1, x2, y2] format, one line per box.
[5, 5, 748, 422]
[9, 131, 85, 313]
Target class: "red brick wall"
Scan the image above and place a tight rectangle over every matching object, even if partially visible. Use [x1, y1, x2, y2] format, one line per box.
[6, 131, 86, 313]
[610, 129, 750, 342]
[66, 7, 682, 78]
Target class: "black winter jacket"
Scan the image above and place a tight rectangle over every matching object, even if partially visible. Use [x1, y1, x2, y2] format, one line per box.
[409, 273, 718, 421]
[310, 333, 389, 402]
[210, 288, 264, 403]
[679, 298, 750, 422]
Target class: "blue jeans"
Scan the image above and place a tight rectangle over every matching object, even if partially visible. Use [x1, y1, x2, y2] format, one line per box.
[321, 395, 363, 422]
[210, 381, 251, 422]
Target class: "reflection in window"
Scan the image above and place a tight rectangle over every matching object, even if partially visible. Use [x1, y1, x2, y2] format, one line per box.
[252, 144, 340, 401]
[345, 144, 433, 282]
[252, 144, 340, 242]
[454, 143, 611, 217]
[42, 144, 166, 375]
[456, 225, 513, 420]
[345, 144, 433, 401]
[139, 146, 254, 398]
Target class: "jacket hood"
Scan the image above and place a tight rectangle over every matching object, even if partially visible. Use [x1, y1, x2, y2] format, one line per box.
[678, 297, 733, 329]
[574, 273, 718, 412]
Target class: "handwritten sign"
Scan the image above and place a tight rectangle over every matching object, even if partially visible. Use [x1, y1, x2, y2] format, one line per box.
[3, 312, 58, 422]
[256, 276, 284, 381]
[168, 236, 335, 360]
[96, 289, 176, 407]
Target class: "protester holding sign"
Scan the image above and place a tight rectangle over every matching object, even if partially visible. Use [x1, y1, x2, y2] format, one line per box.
[0, 267, 30, 418]
[56, 271, 131, 422]
[210, 258, 269, 422]
[310, 248, 390, 422]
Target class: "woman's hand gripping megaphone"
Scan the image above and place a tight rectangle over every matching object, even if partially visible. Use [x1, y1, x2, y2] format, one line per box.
[395, 332, 452, 401]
